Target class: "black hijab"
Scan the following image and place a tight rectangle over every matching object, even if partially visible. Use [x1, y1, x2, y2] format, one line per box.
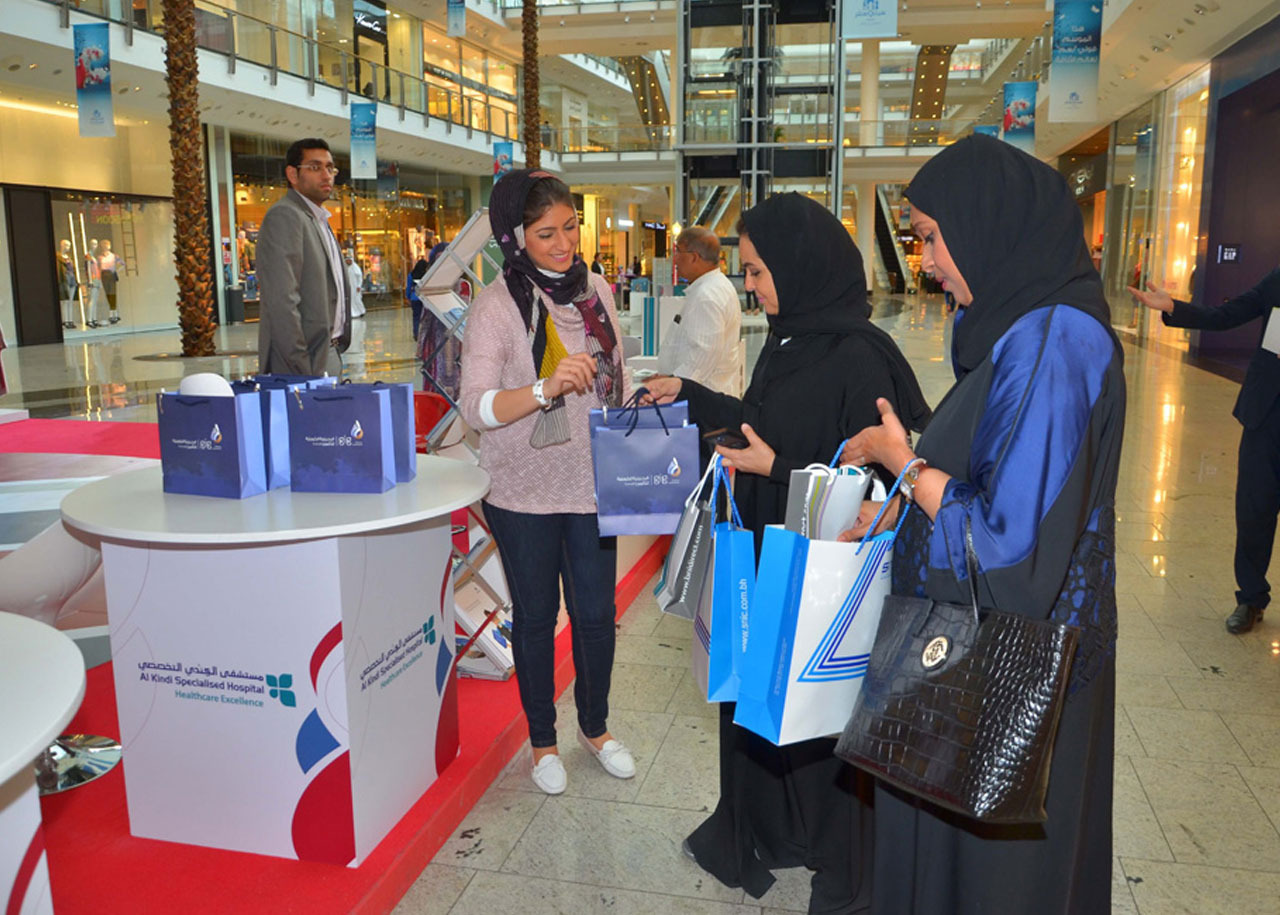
[741, 192, 931, 432]
[905, 134, 1115, 376]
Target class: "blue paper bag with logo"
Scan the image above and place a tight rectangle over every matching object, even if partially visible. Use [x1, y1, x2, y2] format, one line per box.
[691, 458, 754, 702]
[590, 400, 699, 536]
[336, 382, 416, 482]
[733, 489, 907, 745]
[229, 381, 289, 489]
[589, 397, 689, 434]
[157, 391, 267, 499]
[286, 387, 396, 493]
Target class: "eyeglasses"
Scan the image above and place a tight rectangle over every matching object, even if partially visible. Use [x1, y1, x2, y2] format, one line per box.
[298, 162, 338, 175]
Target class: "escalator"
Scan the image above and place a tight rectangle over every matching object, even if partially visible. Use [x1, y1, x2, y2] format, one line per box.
[873, 190, 909, 294]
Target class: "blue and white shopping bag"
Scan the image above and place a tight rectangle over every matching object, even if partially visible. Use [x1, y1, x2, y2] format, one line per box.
[734, 483, 908, 745]
[691, 457, 755, 702]
[590, 395, 699, 536]
[157, 391, 267, 499]
[286, 386, 397, 493]
[337, 382, 416, 482]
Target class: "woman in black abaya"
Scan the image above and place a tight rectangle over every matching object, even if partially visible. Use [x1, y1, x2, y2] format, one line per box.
[840, 134, 1123, 913]
[645, 193, 929, 914]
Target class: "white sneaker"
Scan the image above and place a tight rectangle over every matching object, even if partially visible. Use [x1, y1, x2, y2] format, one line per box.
[577, 730, 636, 779]
[531, 753, 567, 795]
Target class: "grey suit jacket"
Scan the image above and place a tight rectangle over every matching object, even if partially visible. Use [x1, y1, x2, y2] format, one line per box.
[256, 189, 352, 375]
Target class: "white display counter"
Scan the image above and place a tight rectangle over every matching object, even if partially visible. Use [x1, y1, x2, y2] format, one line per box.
[0, 612, 86, 914]
[60, 455, 489, 866]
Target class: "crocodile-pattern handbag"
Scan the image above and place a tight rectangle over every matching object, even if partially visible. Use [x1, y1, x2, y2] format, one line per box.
[835, 520, 1079, 824]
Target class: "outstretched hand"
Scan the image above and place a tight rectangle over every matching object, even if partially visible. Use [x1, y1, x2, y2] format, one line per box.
[639, 375, 682, 405]
[1125, 281, 1174, 314]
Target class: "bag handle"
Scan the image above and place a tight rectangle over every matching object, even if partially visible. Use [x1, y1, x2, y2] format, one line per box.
[853, 459, 915, 556]
[707, 455, 744, 531]
[962, 518, 981, 625]
[604, 388, 671, 438]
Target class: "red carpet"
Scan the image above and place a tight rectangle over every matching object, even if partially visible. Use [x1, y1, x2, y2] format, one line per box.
[13, 417, 669, 913]
[0, 418, 159, 459]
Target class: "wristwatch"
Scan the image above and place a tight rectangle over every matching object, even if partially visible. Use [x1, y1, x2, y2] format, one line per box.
[900, 457, 927, 503]
[532, 378, 549, 407]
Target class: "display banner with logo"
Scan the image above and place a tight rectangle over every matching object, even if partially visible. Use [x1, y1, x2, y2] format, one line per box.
[842, 0, 897, 39]
[493, 141, 513, 183]
[73, 23, 115, 137]
[349, 102, 378, 180]
[973, 125, 1000, 137]
[447, 0, 465, 37]
[1001, 80, 1038, 153]
[0, 778, 52, 915]
[1049, 0, 1102, 122]
[104, 517, 456, 866]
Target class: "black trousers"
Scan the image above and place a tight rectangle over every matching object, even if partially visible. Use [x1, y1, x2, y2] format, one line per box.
[1234, 409, 1280, 608]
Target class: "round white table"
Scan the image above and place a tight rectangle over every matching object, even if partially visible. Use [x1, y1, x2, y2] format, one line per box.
[0, 612, 85, 915]
[61, 454, 489, 545]
[0, 613, 86, 783]
[58, 454, 490, 866]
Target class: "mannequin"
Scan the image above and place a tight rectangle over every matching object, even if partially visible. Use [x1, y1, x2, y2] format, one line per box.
[84, 239, 104, 328]
[57, 239, 78, 328]
[96, 239, 124, 324]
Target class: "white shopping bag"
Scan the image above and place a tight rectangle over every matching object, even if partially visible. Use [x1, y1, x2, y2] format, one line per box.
[733, 525, 894, 745]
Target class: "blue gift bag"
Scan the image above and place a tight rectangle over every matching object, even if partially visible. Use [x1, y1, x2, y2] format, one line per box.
[590, 397, 699, 536]
[230, 381, 292, 489]
[589, 397, 689, 434]
[691, 459, 754, 702]
[157, 392, 267, 499]
[336, 382, 416, 482]
[286, 387, 397, 493]
[248, 373, 337, 390]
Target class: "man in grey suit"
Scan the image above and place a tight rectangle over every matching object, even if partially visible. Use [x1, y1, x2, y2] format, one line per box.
[256, 138, 352, 375]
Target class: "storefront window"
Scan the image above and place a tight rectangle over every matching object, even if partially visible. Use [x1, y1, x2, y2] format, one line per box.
[1151, 67, 1210, 306]
[1103, 99, 1159, 332]
[50, 193, 178, 336]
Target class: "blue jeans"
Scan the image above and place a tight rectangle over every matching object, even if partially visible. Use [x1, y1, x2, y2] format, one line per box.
[482, 502, 618, 748]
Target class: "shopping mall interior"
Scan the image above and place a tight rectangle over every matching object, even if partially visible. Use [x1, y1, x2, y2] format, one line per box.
[3, 1, 1280, 913]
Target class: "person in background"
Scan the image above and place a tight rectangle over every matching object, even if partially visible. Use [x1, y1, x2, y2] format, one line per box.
[1129, 268, 1280, 633]
[840, 132, 1122, 915]
[591, 252, 604, 275]
[458, 169, 634, 795]
[406, 257, 428, 341]
[659, 226, 742, 395]
[256, 138, 350, 375]
[644, 192, 930, 913]
[345, 251, 366, 319]
[631, 257, 642, 278]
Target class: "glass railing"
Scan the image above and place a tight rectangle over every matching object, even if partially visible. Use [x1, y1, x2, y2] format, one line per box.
[38, 0, 521, 141]
[550, 125, 674, 154]
[845, 119, 971, 149]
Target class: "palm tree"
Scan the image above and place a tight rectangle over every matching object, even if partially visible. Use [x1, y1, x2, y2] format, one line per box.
[521, 0, 540, 168]
[162, 0, 216, 356]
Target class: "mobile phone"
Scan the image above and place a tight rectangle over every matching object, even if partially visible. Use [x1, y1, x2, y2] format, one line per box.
[703, 427, 749, 450]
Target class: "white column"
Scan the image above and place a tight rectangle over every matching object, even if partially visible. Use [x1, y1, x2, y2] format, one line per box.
[859, 39, 880, 148]
[858, 180, 876, 295]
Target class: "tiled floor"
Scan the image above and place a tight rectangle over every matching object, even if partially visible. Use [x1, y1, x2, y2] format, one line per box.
[4, 295, 1278, 914]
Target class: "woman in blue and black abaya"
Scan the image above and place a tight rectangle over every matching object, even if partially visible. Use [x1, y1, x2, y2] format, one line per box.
[839, 134, 1124, 913]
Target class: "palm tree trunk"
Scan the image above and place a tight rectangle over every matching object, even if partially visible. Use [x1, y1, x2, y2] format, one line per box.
[163, 0, 217, 356]
[521, 0, 540, 168]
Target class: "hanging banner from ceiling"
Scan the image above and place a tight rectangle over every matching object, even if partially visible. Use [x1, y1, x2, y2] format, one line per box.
[1001, 81, 1038, 153]
[447, 0, 466, 38]
[349, 102, 378, 180]
[73, 23, 115, 138]
[841, 0, 897, 40]
[493, 142, 513, 184]
[1049, 0, 1102, 122]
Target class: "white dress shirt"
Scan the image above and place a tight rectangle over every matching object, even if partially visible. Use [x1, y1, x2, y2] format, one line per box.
[299, 194, 346, 342]
[658, 268, 742, 394]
